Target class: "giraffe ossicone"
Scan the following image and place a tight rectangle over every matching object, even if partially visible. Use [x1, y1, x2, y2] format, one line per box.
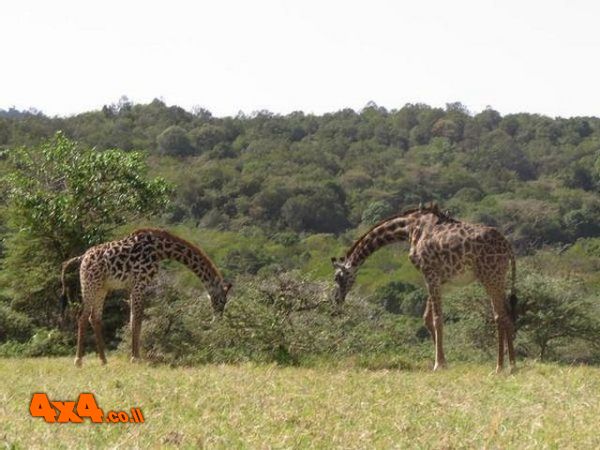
[332, 203, 518, 373]
[61, 228, 232, 367]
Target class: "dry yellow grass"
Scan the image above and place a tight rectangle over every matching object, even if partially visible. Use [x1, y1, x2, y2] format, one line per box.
[1, 356, 599, 448]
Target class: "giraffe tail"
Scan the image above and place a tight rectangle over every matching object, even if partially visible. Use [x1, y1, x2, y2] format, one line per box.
[508, 251, 518, 324]
[60, 256, 83, 315]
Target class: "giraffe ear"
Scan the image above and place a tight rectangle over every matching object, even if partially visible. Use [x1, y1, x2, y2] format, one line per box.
[331, 257, 344, 269]
[224, 281, 232, 294]
[418, 202, 424, 211]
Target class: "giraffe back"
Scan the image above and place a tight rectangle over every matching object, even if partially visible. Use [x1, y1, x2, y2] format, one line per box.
[410, 221, 512, 283]
[80, 233, 160, 291]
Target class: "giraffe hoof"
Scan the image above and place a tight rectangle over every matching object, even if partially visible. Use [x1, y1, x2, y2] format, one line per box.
[100, 358, 107, 366]
[130, 356, 140, 363]
[433, 362, 447, 371]
[74, 358, 83, 368]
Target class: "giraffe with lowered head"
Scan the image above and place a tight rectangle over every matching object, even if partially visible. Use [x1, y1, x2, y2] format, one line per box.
[331, 203, 518, 373]
[61, 228, 232, 367]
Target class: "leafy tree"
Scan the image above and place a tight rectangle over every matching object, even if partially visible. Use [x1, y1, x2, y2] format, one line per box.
[188, 124, 227, 153]
[281, 184, 349, 233]
[472, 129, 535, 180]
[474, 107, 501, 131]
[518, 273, 600, 360]
[0, 119, 10, 146]
[431, 119, 460, 142]
[374, 281, 426, 316]
[157, 125, 193, 156]
[563, 208, 600, 239]
[499, 115, 519, 137]
[361, 200, 393, 225]
[223, 247, 275, 275]
[562, 164, 595, 191]
[1, 132, 170, 325]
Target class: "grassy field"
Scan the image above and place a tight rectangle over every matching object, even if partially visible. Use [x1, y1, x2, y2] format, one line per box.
[1, 357, 599, 449]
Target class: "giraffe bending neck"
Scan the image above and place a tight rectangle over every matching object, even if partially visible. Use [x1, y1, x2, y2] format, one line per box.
[344, 206, 457, 269]
[135, 228, 225, 289]
[345, 216, 410, 268]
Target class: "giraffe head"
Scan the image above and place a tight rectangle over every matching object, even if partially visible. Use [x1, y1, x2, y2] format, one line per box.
[331, 257, 358, 304]
[208, 281, 233, 316]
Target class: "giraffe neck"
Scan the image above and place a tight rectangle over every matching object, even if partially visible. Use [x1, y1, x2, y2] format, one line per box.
[153, 235, 223, 289]
[346, 217, 409, 267]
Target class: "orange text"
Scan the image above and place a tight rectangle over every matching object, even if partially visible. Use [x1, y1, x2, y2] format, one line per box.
[29, 393, 144, 424]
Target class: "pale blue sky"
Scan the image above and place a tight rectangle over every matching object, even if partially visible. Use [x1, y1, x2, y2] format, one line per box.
[1, 0, 599, 117]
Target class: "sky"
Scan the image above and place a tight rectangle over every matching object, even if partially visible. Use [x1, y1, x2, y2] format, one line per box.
[1, 0, 599, 118]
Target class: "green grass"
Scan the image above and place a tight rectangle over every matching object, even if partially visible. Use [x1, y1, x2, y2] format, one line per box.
[1, 357, 599, 449]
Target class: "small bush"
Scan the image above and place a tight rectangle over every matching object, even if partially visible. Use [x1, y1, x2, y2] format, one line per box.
[0, 304, 33, 342]
[0, 329, 71, 357]
[443, 270, 600, 362]
[119, 272, 427, 366]
[373, 281, 426, 316]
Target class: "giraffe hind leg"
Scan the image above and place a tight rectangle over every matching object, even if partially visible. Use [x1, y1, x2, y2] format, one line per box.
[75, 310, 89, 367]
[130, 286, 145, 363]
[76, 285, 107, 367]
[483, 279, 515, 373]
[90, 312, 107, 365]
[504, 315, 516, 372]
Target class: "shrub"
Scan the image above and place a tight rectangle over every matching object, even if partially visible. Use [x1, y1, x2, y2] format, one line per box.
[0, 329, 71, 357]
[119, 272, 427, 366]
[0, 303, 33, 342]
[444, 271, 600, 361]
[517, 272, 600, 360]
[373, 281, 426, 316]
[157, 125, 194, 156]
[361, 200, 394, 225]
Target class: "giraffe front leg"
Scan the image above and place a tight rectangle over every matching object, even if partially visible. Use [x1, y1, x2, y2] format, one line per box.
[494, 313, 506, 373]
[130, 316, 142, 363]
[432, 306, 446, 371]
[423, 300, 436, 344]
[426, 281, 446, 371]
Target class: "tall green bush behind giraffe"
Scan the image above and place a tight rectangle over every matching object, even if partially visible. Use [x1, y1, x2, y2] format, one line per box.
[0, 133, 170, 333]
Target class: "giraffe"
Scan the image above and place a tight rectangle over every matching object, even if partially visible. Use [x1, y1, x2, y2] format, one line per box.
[60, 228, 232, 367]
[331, 203, 518, 373]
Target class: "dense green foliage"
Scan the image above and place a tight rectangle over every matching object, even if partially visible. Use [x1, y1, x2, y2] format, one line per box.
[1, 99, 600, 365]
[0, 133, 169, 336]
[2, 99, 600, 245]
